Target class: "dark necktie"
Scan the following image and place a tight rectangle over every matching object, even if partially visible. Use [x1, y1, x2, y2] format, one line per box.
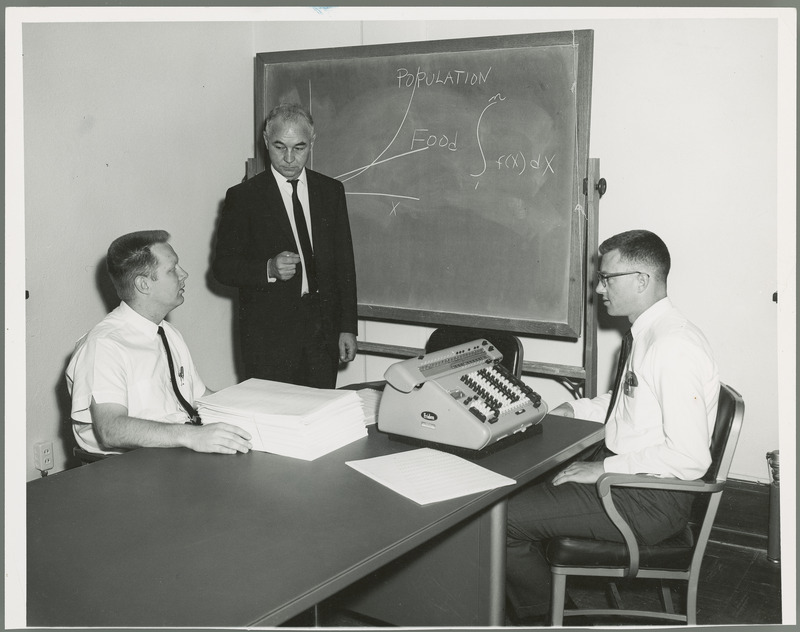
[157, 326, 202, 425]
[605, 329, 633, 423]
[288, 179, 318, 294]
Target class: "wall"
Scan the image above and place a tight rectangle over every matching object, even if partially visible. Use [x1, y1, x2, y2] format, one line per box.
[15, 11, 792, 489]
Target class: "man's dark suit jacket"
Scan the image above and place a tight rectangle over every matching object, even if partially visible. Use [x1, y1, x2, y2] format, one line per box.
[212, 168, 358, 379]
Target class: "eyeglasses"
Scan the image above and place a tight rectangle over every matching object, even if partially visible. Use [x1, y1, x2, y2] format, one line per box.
[596, 271, 649, 288]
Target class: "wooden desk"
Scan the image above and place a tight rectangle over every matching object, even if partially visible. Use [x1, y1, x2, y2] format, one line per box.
[27, 416, 603, 627]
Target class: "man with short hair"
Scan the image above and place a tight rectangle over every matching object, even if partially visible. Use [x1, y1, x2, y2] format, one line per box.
[213, 103, 358, 389]
[505, 229, 720, 623]
[67, 230, 252, 455]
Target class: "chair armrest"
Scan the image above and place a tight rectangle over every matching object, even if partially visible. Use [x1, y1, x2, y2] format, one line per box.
[597, 473, 723, 497]
[593, 473, 723, 578]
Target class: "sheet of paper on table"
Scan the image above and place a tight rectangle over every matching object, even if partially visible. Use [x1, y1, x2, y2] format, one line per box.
[346, 447, 515, 505]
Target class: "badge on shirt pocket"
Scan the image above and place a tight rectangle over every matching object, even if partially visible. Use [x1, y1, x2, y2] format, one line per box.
[624, 370, 638, 397]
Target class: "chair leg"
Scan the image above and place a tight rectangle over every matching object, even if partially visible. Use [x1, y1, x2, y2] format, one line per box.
[685, 574, 699, 625]
[550, 573, 567, 626]
[660, 580, 675, 614]
[608, 581, 624, 609]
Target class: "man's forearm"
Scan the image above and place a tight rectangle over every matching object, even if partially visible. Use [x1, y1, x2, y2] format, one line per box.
[95, 414, 191, 450]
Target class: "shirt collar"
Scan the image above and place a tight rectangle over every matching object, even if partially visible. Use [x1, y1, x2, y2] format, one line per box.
[119, 300, 163, 340]
[270, 164, 307, 190]
[631, 297, 673, 338]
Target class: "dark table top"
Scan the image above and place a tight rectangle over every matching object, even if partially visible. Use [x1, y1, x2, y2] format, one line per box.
[27, 416, 603, 627]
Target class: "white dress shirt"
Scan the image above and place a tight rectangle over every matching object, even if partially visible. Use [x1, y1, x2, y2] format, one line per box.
[570, 297, 720, 479]
[66, 301, 206, 454]
[269, 165, 314, 295]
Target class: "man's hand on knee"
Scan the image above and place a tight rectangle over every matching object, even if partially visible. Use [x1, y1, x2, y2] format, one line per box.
[551, 461, 604, 486]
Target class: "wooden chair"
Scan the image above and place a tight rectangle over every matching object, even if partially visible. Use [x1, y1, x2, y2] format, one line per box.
[425, 325, 524, 378]
[546, 383, 745, 626]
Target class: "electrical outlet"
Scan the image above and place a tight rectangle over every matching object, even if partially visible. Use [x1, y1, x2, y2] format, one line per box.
[33, 441, 54, 472]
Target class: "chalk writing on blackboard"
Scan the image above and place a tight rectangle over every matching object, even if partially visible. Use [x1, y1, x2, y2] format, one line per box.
[396, 66, 493, 88]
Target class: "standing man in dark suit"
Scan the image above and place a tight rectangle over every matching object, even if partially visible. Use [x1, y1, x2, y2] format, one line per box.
[213, 103, 358, 389]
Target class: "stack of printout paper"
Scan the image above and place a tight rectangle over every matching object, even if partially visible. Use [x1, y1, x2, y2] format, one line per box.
[197, 378, 367, 461]
[356, 387, 383, 426]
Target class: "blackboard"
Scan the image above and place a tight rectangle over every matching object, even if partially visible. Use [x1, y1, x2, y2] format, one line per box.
[255, 30, 593, 338]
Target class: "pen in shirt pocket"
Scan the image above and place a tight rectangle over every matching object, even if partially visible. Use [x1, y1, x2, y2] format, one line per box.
[179, 366, 185, 386]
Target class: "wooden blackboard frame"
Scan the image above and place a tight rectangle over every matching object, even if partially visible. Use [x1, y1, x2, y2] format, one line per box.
[254, 30, 593, 339]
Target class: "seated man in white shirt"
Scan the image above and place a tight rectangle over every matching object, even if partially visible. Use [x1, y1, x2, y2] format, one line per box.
[66, 230, 252, 455]
[505, 229, 720, 624]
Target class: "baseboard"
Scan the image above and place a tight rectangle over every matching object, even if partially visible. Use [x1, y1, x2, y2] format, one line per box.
[709, 525, 768, 550]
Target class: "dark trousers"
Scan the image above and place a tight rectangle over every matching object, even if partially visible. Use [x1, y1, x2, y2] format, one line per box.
[244, 294, 339, 390]
[505, 445, 694, 619]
